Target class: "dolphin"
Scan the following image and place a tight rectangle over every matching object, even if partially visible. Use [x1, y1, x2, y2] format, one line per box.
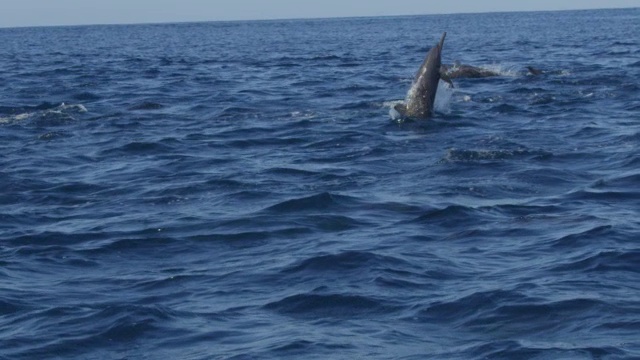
[526, 66, 544, 75]
[443, 63, 545, 80]
[441, 62, 501, 80]
[394, 32, 446, 119]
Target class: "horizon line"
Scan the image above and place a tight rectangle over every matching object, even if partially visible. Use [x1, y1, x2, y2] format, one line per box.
[0, 6, 637, 30]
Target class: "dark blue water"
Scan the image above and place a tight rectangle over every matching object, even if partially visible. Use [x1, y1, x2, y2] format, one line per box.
[2, 8, 640, 359]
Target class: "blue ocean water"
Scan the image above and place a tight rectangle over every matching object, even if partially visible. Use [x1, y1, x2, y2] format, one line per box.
[1, 7, 639, 359]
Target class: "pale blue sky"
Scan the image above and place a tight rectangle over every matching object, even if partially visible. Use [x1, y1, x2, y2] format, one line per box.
[1, 0, 639, 28]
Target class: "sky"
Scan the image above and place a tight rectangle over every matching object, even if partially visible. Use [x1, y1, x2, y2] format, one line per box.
[0, 0, 639, 28]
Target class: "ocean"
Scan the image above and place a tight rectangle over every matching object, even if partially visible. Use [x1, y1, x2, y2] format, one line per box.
[1, 8, 639, 359]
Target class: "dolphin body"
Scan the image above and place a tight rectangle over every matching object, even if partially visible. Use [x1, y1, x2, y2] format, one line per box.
[441, 63, 501, 80]
[526, 66, 544, 75]
[394, 32, 446, 119]
[444, 64, 545, 79]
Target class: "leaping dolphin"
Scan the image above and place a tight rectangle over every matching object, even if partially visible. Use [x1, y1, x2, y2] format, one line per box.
[394, 32, 447, 119]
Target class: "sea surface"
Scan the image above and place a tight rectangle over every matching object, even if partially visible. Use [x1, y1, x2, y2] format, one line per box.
[1, 8, 639, 359]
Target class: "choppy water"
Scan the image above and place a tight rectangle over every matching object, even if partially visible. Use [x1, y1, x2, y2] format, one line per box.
[1, 8, 639, 359]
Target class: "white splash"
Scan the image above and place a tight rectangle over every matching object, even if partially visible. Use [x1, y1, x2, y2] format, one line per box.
[434, 80, 454, 114]
[383, 100, 405, 121]
[0, 103, 87, 124]
[0, 112, 31, 124]
[289, 110, 316, 120]
[481, 63, 519, 77]
[57, 103, 88, 113]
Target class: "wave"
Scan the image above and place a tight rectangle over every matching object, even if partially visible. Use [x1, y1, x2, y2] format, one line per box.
[410, 289, 528, 324]
[564, 188, 640, 202]
[488, 103, 526, 114]
[264, 292, 399, 318]
[16, 304, 172, 359]
[441, 148, 552, 163]
[551, 250, 640, 273]
[549, 225, 615, 249]
[592, 172, 640, 190]
[263, 192, 359, 213]
[128, 101, 164, 111]
[99, 140, 175, 156]
[187, 228, 312, 244]
[461, 340, 627, 359]
[281, 251, 410, 274]
[72, 92, 101, 101]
